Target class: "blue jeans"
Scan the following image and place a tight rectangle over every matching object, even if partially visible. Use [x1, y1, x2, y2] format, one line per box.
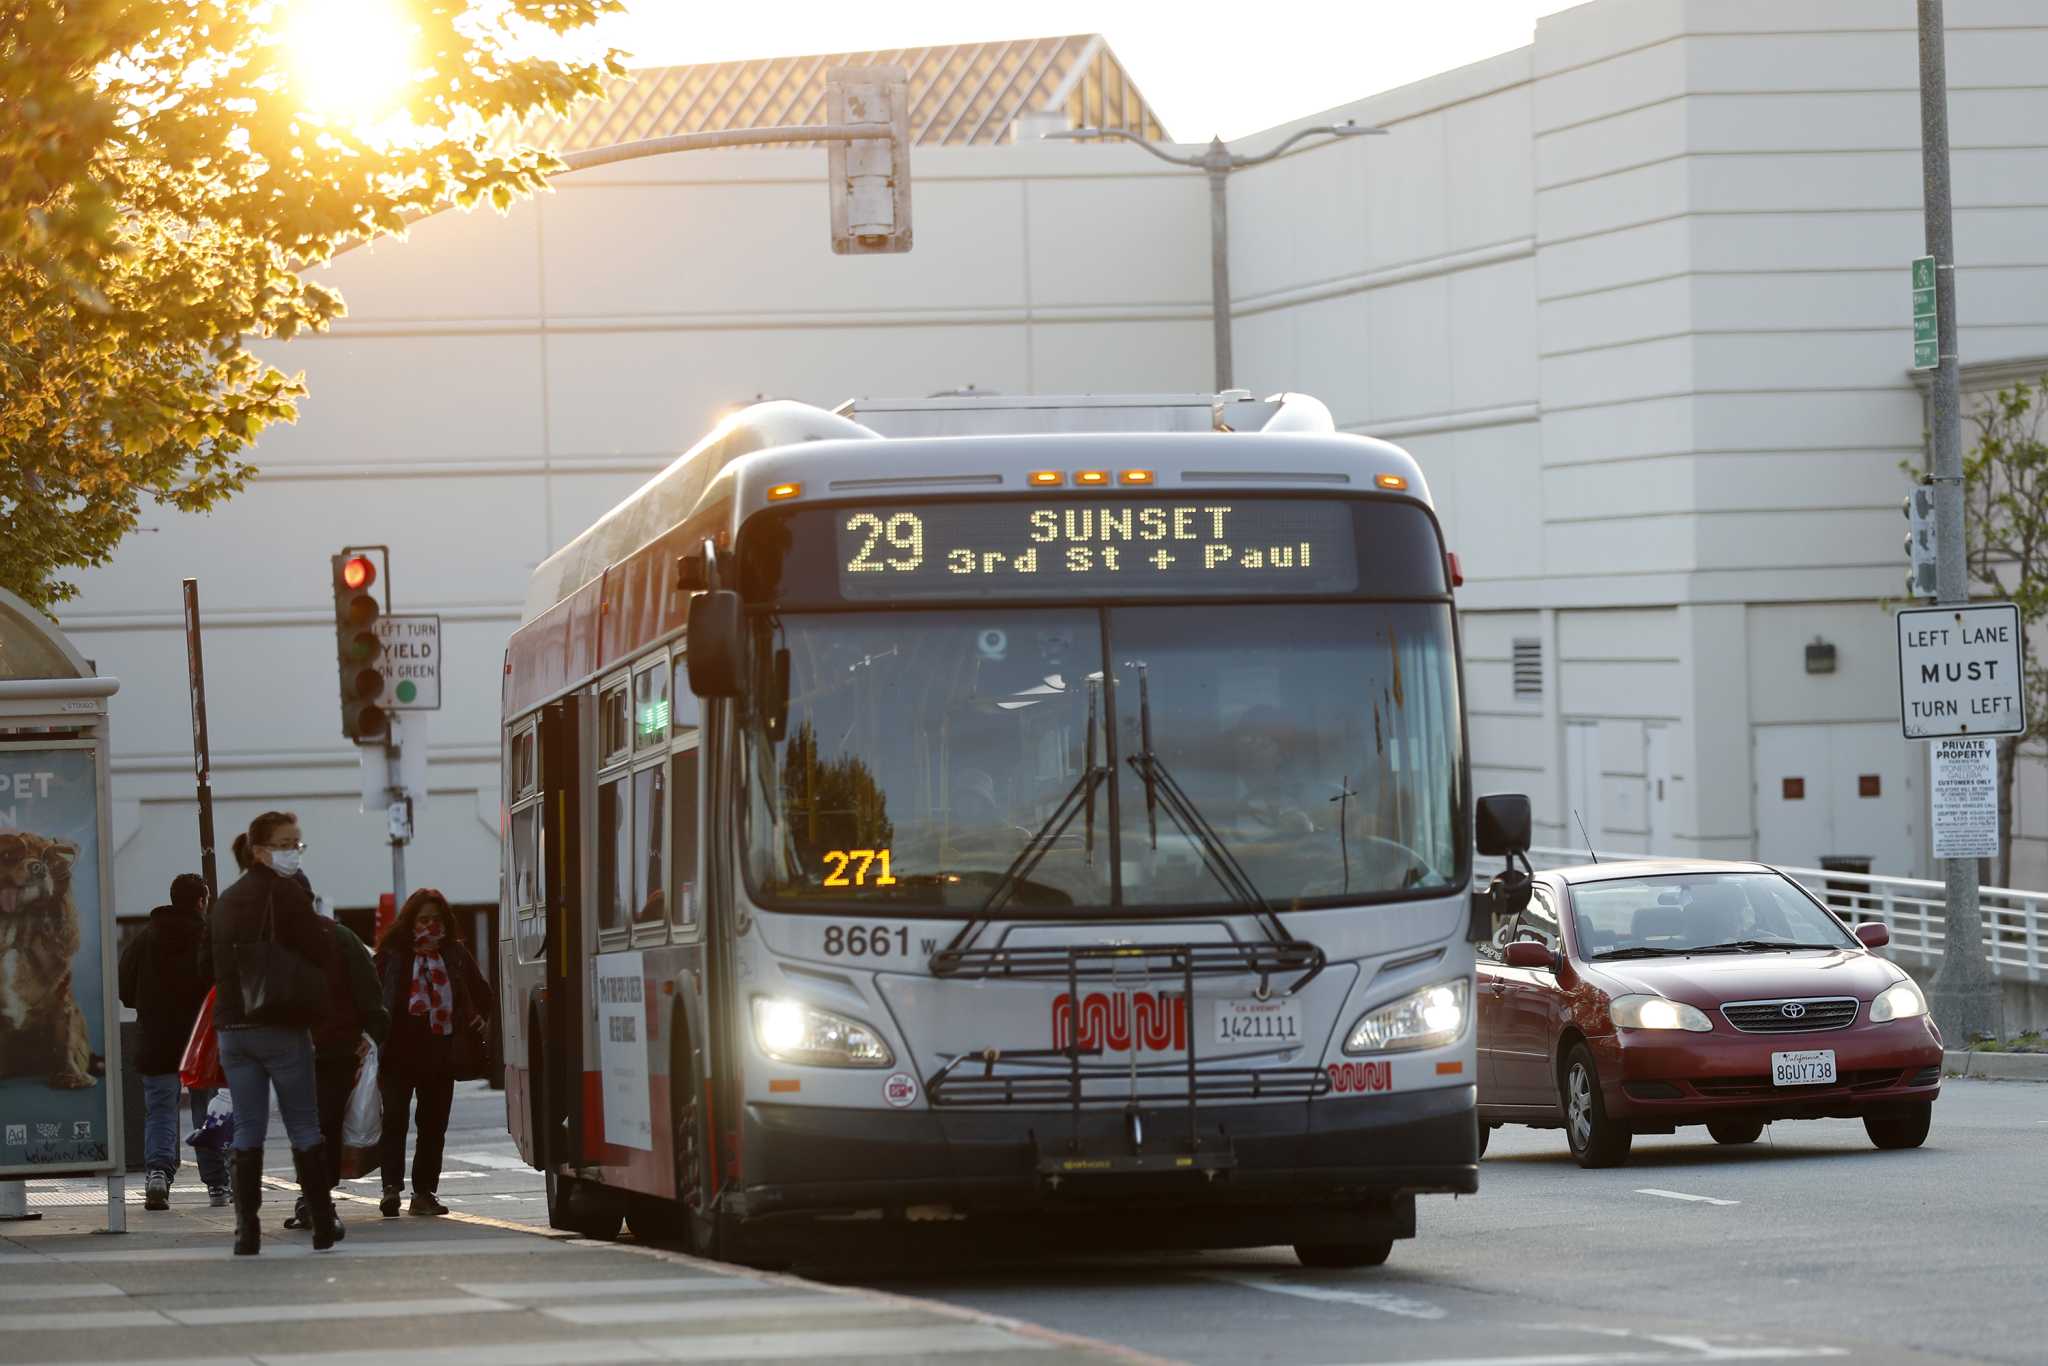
[141, 1073, 229, 1187]
[217, 1026, 322, 1153]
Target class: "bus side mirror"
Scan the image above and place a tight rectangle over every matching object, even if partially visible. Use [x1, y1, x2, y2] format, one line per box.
[1473, 793, 1533, 941]
[685, 591, 746, 698]
[1476, 793, 1531, 857]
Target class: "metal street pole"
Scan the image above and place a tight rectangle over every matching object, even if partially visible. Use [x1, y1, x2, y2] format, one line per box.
[1204, 140, 1235, 389]
[1918, 0, 2002, 1045]
[181, 579, 219, 903]
[1046, 122, 1387, 392]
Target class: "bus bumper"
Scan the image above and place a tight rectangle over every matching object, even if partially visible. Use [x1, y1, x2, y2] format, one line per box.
[729, 1082, 1476, 1227]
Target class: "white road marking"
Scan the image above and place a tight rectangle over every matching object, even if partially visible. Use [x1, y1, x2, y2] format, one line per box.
[542, 1294, 902, 1326]
[460, 1278, 775, 1299]
[0, 1309, 167, 1330]
[171, 1295, 515, 1326]
[643, 1324, 1052, 1360]
[0, 1283, 124, 1301]
[1635, 1188, 1740, 1206]
[445, 1151, 536, 1171]
[1312, 1349, 1846, 1366]
[153, 1324, 1051, 1366]
[1200, 1271, 1446, 1320]
[0, 1236, 545, 1264]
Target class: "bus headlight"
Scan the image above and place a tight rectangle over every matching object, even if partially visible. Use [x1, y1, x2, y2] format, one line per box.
[1871, 978, 1927, 1023]
[1344, 979, 1468, 1055]
[751, 996, 895, 1068]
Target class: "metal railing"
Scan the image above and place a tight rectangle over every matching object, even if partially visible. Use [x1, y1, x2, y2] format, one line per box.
[1501, 846, 2048, 986]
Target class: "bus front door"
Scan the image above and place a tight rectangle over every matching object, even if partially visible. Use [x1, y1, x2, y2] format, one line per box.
[539, 695, 586, 1171]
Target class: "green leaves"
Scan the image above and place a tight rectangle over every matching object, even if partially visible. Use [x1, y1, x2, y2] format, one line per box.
[1, 0, 622, 613]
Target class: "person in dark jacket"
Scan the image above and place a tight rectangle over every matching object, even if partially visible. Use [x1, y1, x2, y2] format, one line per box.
[374, 888, 493, 1217]
[283, 905, 389, 1235]
[118, 873, 228, 1210]
[199, 810, 341, 1256]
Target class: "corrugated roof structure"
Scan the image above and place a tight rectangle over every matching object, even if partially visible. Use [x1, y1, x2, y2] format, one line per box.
[497, 33, 1168, 153]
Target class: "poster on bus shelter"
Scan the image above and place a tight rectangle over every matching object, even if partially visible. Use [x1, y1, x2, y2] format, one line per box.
[0, 746, 111, 1174]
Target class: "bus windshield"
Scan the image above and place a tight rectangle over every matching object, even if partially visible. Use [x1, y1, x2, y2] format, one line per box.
[742, 601, 1464, 914]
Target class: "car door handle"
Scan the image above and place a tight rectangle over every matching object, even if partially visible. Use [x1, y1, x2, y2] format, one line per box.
[1485, 982, 1507, 997]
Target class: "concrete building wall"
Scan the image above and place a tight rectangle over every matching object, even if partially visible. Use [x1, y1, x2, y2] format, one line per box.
[58, 0, 2048, 915]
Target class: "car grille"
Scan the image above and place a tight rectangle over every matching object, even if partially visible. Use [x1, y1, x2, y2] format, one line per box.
[1719, 997, 1859, 1034]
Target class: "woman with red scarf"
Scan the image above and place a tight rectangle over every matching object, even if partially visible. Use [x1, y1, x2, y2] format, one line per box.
[373, 889, 493, 1217]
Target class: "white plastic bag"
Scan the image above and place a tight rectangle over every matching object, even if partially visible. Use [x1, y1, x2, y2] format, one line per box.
[342, 1043, 382, 1149]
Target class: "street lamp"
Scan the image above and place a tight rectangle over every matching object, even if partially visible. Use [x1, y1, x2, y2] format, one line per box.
[1046, 120, 1387, 391]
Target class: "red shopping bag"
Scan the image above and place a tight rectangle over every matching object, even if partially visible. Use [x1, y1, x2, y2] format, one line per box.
[179, 986, 226, 1090]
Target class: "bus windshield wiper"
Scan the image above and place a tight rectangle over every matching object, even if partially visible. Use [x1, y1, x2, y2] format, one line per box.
[1690, 940, 1845, 954]
[1124, 661, 1296, 951]
[974, 675, 1108, 919]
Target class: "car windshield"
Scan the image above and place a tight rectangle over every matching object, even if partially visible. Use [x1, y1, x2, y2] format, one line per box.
[742, 602, 1464, 914]
[1569, 873, 1858, 958]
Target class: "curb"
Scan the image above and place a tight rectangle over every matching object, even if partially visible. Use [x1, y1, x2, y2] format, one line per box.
[1943, 1048, 2048, 1081]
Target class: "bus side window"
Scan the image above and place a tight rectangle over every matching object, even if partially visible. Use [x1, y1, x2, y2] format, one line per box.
[598, 774, 630, 932]
[600, 682, 631, 763]
[633, 762, 665, 926]
[671, 747, 700, 930]
[671, 655, 702, 734]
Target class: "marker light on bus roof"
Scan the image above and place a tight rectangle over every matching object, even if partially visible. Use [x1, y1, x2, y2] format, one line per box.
[1119, 469, 1154, 485]
[1375, 473, 1408, 490]
[767, 482, 803, 500]
[1075, 470, 1110, 485]
[1027, 470, 1063, 486]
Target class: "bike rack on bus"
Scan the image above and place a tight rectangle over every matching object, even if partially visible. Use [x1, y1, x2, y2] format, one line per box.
[924, 941, 1333, 1179]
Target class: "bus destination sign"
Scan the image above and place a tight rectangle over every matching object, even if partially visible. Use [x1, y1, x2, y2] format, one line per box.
[834, 499, 1360, 599]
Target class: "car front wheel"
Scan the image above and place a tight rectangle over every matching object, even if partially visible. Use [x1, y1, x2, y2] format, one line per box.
[1562, 1045, 1632, 1168]
[1707, 1119, 1763, 1145]
[1864, 1102, 1932, 1150]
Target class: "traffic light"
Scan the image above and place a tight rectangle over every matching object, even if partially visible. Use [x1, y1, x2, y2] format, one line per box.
[1902, 482, 1938, 599]
[331, 551, 387, 742]
[826, 65, 912, 255]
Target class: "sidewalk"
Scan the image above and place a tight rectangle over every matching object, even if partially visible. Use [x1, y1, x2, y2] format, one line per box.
[0, 1181, 1162, 1366]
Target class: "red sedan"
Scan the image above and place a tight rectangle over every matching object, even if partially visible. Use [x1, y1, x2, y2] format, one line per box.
[1476, 860, 1943, 1167]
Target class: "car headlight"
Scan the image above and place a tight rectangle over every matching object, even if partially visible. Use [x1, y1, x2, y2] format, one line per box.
[1610, 994, 1712, 1032]
[1871, 978, 1927, 1023]
[751, 996, 894, 1067]
[1344, 979, 1468, 1055]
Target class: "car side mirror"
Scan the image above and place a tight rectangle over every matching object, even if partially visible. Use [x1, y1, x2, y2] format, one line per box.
[1504, 940, 1556, 971]
[1854, 921, 1890, 950]
[1476, 793, 1532, 857]
[685, 591, 746, 698]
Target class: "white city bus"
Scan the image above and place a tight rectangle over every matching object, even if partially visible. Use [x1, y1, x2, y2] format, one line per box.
[500, 392, 1531, 1267]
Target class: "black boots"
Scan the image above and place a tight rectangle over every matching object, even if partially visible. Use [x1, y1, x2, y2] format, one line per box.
[291, 1144, 343, 1251]
[231, 1148, 264, 1256]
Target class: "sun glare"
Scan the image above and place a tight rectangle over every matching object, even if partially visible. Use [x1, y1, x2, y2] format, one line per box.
[280, 0, 418, 129]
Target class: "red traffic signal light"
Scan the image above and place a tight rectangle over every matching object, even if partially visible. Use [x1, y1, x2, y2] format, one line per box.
[331, 550, 388, 743]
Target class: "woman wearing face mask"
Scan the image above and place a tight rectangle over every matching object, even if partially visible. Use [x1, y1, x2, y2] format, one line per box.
[201, 810, 341, 1256]
[374, 889, 493, 1217]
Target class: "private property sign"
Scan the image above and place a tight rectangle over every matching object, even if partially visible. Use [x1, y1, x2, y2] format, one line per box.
[1896, 602, 2024, 739]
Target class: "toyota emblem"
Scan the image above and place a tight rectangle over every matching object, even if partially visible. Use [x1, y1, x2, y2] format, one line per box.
[1781, 1002, 1807, 1019]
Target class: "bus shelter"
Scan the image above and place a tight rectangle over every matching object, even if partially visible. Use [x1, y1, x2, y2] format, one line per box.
[0, 588, 126, 1231]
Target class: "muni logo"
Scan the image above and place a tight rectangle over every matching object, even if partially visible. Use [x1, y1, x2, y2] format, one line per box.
[1327, 1060, 1393, 1094]
[1052, 990, 1187, 1053]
